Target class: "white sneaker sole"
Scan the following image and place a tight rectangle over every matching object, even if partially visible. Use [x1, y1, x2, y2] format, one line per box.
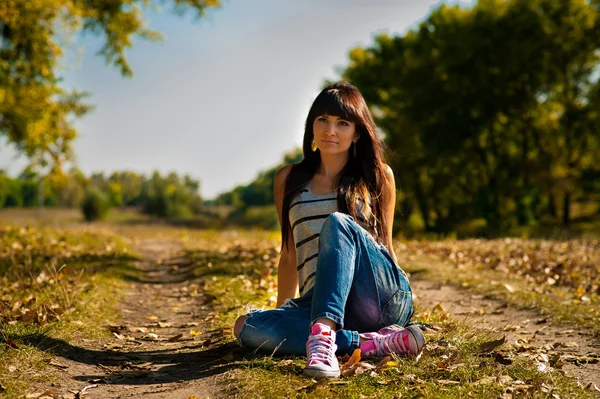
[303, 367, 340, 378]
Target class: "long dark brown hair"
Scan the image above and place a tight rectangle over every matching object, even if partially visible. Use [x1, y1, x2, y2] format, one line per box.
[281, 81, 391, 250]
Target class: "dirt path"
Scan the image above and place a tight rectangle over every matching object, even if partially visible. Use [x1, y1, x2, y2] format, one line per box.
[411, 277, 600, 390]
[32, 238, 231, 399]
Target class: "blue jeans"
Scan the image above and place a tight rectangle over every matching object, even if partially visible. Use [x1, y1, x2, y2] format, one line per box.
[237, 212, 414, 355]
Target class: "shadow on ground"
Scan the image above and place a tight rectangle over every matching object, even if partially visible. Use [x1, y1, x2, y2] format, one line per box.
[19, 334, 293, 386]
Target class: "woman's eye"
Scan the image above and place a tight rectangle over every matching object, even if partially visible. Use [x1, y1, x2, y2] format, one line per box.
[339, 121, 349, 126]
[317, 117, 327, 122]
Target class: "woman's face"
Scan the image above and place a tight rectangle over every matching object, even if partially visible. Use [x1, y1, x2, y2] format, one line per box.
[312, 114, 359, 155]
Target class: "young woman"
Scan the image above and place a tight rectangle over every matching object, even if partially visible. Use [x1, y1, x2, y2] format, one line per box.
[233, 81, 424, 378]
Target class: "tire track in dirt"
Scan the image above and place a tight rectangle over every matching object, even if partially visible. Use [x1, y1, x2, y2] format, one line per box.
[411, 277, 600, 390]
[33, 238, 232, 399]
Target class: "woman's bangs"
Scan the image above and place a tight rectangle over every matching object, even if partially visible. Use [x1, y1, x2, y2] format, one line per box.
[312, 91, 359, 123]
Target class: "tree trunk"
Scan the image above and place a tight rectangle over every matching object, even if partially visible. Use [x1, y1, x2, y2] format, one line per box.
[400, 198, 413, 222]
[413, 172, 430, 230]
[37, 176, 44, 218]
[548, 190, 557, 219]
[562, 192, 571, 226]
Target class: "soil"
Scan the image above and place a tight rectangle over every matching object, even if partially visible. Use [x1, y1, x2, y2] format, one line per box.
[25, 237, 600, 398]
[411, 277, 600, 389]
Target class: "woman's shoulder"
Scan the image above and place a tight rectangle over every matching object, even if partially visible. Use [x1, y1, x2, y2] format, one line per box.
[383, 163, 394, 177]
[382, 164, 395, 184]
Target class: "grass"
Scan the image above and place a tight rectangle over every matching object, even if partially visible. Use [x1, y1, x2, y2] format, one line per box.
[0, 208, 597, 397]
[0, 224, 136, 397]
[182, 233, 596, 399]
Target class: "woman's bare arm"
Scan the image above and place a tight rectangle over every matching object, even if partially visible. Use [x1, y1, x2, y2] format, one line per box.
[274, 164, 298, 307]
[382, 165, 399, 264]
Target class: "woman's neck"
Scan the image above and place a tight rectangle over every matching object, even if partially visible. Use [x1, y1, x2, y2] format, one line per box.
[317, 152, 349, 178]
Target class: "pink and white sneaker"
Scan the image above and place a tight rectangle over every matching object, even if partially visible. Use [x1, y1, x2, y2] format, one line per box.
[303, 323, 340, 378]
[360, 324, 425, 357]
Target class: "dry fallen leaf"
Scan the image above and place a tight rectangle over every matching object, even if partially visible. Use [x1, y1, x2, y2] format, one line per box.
[168, 334, 183, 342]
[128, 326, 148, 333]
[432, 303, 449, 320]
[25, 390, 57, 399]
[143, 333, 159, 341]
[437, 379, 460, 385]
[478, 336, 506, 353]
[113, 332, 127, 340]
[536, 361, 549, 373]
[75, 384, 98, 398]
[345, 349, 361, 366]
[561, 341, 578, 348]
[48, 360, 68, 369]
[375, 356, 393, 370]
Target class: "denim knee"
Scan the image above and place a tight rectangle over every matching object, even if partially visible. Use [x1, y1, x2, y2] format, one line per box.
[321, 212, 352, 233]
[237, 307, 311, 356]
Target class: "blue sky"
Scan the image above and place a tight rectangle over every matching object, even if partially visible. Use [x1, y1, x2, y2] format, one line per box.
[0, 0, 473, 198]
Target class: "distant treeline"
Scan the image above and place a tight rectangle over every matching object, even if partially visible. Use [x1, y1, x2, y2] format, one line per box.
[213, 0, 600, 237]
[338, 0, 600, 233]
[0, 169, 203, 219]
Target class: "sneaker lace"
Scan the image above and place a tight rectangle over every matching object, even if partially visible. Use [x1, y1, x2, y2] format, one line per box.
[377, 330, 411, 356]
[307, 334, 335, 364]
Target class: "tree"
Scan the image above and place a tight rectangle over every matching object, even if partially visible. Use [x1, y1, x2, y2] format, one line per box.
[0, 0, 221, 171]
[343, 0, 599, 232]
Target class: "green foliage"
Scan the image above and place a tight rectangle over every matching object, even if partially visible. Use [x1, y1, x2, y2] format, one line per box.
[140, 171, 203, 218]
[0, 167, 204, 221]
[81, 187, 110, 221]
[225, 205, 280, 230]
[0, 0, 221, 171]
[343, 0, 600, 232]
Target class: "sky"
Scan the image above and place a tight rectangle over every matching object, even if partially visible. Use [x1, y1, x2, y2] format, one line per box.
[0, 0, 473, 199]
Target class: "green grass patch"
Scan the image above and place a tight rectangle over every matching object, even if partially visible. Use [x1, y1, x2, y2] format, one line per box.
[0, 224, 136, 397]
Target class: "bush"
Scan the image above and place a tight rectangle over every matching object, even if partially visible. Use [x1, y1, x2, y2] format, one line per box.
[140, 172, 203, 218]
[226, 205, 279, 230]
[81, 187, 110, 221]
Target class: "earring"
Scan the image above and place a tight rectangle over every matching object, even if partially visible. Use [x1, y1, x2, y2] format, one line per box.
[353, 142, 357, 158]
[312, 139, 318, 152]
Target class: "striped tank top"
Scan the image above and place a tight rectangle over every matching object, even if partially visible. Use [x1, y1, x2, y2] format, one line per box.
[289, 180, 372, 295]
